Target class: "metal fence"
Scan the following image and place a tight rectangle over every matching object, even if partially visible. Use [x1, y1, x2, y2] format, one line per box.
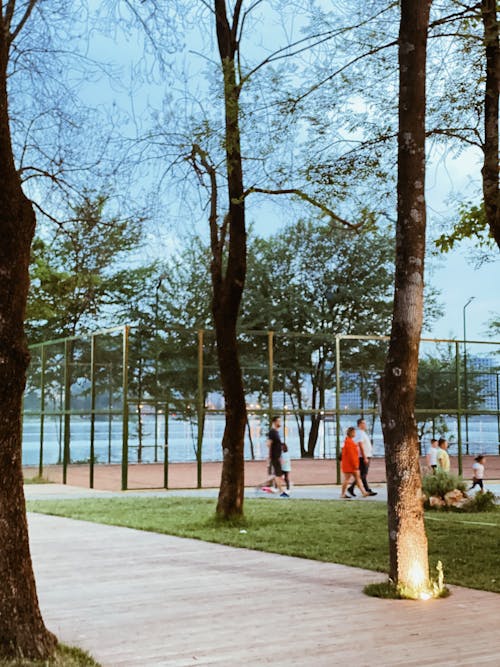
[23, 326, 500, 489]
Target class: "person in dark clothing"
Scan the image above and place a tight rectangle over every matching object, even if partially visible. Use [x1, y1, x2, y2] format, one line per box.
[266, 416, 288, 497]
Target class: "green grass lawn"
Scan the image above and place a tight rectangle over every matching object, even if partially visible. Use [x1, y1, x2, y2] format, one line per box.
[27, 497, 500, 593]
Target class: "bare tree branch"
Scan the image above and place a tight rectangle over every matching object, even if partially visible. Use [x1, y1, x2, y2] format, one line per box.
[426, 126, 483, 147]
[240, 2, 399, 87]
[9, 0, 39, 44]
[244, 186, 364, 231]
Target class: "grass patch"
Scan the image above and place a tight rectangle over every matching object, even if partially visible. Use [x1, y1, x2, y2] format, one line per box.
[363, 581, 404, 599]
[0, 644, 100, 666]
[23, 477, 53, 485]
[27, 496, 500, 593]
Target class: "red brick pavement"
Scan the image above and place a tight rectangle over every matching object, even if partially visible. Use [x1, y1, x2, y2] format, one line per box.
[24, 454, 500, 491]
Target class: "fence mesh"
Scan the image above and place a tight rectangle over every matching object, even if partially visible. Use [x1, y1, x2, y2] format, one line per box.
[23, 327, 500, 488]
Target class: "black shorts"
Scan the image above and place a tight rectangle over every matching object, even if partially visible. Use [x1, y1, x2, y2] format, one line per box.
[271, 459, 282, 477]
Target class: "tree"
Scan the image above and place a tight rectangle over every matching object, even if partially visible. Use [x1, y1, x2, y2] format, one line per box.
[431, 1, 499, 253]
[480, 0, 499, 248]
[26, 192, 147, 342]
[380, 0, 433, 595]
[0, 0, 57, 658]
[241, 218, 396, 456]
[200, 0, 248, 519]
[416, 344, 488, 442]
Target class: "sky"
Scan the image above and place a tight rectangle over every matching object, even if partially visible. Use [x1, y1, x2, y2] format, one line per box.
[82, 3, 499, 346]
[424, 251, 497, 343]
[422, 148, 499, 344]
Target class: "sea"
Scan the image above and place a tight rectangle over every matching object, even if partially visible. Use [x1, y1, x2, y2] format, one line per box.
[21, 412, 500, 466]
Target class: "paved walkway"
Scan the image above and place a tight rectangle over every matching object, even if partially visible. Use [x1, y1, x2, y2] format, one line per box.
[23, 455, 500, 491]
[27, 485, 500, 667]
[25, 481, 500, 502]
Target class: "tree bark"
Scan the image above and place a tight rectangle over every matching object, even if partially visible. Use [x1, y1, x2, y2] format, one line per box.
[0, 29, 57, 659]
[380, 0, 432, 591]
[213, 0, 247, 518]
[481, 0, 500, 249]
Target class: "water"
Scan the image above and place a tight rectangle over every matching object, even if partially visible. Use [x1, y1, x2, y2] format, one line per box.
[21, 413, 499, 466]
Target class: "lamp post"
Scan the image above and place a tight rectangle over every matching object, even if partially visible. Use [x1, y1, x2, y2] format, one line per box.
[463, 296, 475, 455]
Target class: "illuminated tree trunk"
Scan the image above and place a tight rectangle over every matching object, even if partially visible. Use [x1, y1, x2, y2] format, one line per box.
[213, 0, 247, 519]
[0, 16, 57, 659]
[481, 0, 499, 249]
[380, 0, 432, 592]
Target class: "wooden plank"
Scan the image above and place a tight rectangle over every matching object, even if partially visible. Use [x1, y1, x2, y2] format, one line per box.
[28, 513, 500, 667]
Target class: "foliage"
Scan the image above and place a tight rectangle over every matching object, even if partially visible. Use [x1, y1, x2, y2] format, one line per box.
[416, 343, 488, 440]
[26, 193, 151, 342]
[28, 497, 500, 593]
[423, 472, 497, 513]
[241, 217, 441, 456]
[435, 202, 494, 254]
[422, 470, 467, 500]
[0, 644, 101, 666]
[241, 218, 396, 455]
[461, 490, 497, 513]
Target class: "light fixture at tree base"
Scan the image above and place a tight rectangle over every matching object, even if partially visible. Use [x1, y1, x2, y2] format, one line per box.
[398, 560, 446, 601]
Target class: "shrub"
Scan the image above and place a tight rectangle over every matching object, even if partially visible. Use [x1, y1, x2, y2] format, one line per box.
[461, 490, 497, 513]
[422, 470, 466, 500]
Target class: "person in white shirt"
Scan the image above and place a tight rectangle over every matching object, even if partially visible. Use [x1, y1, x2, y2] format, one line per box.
[347, 418, 377, 497]
[427, 439, 439, 472]
[469, 454, 485, 492]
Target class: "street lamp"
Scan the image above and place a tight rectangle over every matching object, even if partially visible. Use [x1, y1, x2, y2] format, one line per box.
[463, 296, 475, 455]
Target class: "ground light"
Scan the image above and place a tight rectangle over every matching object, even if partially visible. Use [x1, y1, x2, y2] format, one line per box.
[364, 561, 447, 600]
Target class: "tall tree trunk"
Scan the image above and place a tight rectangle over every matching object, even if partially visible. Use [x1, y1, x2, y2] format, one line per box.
[306, 413, 321, 457]
[481, 0, 500, 249]
[0, 40, 57, 659]
[380, 0, 432, 593]
[213, 0, 247, 518]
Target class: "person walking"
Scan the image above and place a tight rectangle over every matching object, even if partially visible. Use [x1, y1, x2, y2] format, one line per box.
[341, 427, 369, 499]
[436, 437, 450, 472]
[426, 438, 439, 472]
[281, 442, 292, 492]
[347, 418, 377, 497]
[266, 416, 289, 497]
[469, 454, 486, 492]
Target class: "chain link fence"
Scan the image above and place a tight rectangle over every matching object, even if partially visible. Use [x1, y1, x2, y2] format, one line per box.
[23, 326, 500, 489]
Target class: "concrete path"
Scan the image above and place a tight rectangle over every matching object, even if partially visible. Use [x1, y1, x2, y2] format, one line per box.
[25, 481, 500, 503]
[28, 509, 500, 667]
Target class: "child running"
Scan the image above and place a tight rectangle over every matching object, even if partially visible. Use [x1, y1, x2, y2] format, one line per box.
[281, 442, 291, 492]
[469, 454, 486, 492]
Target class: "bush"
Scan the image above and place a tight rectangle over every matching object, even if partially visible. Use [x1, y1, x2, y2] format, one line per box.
[422, 470, 466, 500]
[461, 490, 497, 513]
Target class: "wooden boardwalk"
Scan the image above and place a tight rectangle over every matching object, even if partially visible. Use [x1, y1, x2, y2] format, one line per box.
[29, 512, 500, 667]
[24, 455, 500, 491]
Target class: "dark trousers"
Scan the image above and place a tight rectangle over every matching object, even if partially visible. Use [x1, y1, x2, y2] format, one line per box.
[348, 457, 371, 493]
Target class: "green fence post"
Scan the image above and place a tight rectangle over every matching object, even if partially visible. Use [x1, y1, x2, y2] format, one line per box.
[108, 364, 113, 464]
[335, 335, 341, 485]
[121, 325, 130, 491]
[496, 372, 500, 455]
[38, 344, 46, 478]
[455, 340, 463, 477]
[89, 333, 96, 489]
[164, 396, 169, 489]
[62, 339, 71, 485]
[197, 329, 204, 489]
[268, 331, 274, 422]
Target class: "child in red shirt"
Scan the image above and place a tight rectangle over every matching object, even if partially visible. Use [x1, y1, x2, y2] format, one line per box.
[341, 427, 370, 499]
